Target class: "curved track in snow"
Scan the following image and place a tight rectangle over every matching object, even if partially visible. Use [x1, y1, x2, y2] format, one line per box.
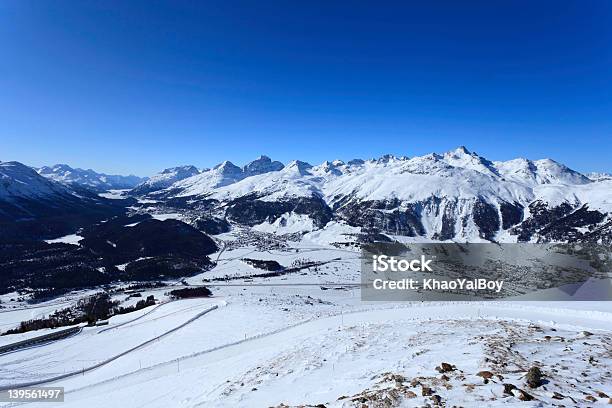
[0, 305, 219, 391]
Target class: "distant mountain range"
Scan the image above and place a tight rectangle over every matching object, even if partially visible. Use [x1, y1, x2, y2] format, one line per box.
[1, 147, 611, 244]
[37, 164, 145, 191]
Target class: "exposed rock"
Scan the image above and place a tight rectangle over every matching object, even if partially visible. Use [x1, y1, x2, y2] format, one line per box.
[516, 389, 534, 401]
[243, 155, 284, 177]
[503, 383, 517, 395]
[476, 370, 494, 380]
[551, 392, 565, 399]
[405, 390, 417, 398]
[436, 362, 455, 373]
[131, 165, 199, 195]
[335, 198, 425, 237]
[421, 386, 433, 396]
[526, 366, 544, 388]
[226, 195, 332, 228]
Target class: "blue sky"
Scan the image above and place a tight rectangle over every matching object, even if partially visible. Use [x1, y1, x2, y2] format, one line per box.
[1, 1, 610, 176]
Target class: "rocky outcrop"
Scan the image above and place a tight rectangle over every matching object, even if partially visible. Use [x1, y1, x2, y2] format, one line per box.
[226, 195, 332, 228]
[335, 198, 425, 237]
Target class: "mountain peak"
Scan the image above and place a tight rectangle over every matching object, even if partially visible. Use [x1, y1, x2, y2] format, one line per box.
[455, 145, 471, 154]
[493, 157, 591, 185]
[214, 161, 243, 176]
[441, 147, 500, 177]
[52, 163, 72, 170]
[243, 155, 284, 176]
[347, 159, 365, 166]
[444, 146, 476, 159]
[161, 165, 199, 174]
[376, 154, 402, 164]
[285, 160, 313, 175]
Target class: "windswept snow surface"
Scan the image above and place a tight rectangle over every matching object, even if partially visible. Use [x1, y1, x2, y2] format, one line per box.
[6, 298, 611, 408]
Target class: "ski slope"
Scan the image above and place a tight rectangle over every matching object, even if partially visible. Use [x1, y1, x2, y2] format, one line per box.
[3, 291, 611, 407]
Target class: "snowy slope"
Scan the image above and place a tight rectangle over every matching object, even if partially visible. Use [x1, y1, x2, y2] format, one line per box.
[494, 157, 591, 186]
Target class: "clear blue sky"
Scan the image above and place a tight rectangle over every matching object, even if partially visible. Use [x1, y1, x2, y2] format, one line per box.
[1, 1, 610, 176]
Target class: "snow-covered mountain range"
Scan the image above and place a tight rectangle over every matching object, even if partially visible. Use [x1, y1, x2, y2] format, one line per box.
[37, 164, 145, 191]
[587, 172, 612, 182]
[2, 148, 611, 243]
[131, 147, 612, 244]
